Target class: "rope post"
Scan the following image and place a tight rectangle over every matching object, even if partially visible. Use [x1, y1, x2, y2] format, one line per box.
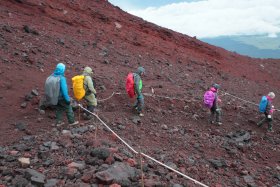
[78, 104, 81, 121]
[95, 122, 98, 145]
[139, 149, 144, 187]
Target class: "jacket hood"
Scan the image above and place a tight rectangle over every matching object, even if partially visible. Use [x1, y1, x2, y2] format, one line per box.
[210, 87, 217, 92]
[83, 67, 93, 75]
[267, 96, 273, 101]
[136, 67, 145, 75]
[54, 63, 65, 75]
[212, 83, 220, 90]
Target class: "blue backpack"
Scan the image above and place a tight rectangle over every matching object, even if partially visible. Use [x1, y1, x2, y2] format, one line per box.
[259, 96, 268, 113]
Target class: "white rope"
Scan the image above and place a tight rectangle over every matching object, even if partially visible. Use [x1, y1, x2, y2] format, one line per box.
[143, 93, 187, 101]
[221, 91, 280, 111]
[97, 92, 116, 102]
[78, 104, 209, 187]
[221, 91, 259, 106]
[96, 90, 280, 112]
[98, 91, 187, 101]
[141, 153, 209, 187]
[79, 104, 138, 154]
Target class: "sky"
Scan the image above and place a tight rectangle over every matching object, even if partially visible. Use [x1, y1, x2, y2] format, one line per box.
[108, 0, 280, 38]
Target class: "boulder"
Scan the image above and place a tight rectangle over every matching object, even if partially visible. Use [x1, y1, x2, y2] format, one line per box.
[96, 162, 138, 186]
[91, 147, 110, 160]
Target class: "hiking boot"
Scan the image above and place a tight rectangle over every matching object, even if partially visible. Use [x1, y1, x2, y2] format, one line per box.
[133, 106, 138, 113]
[267, 129, 274, 133]
[257, 118, 266, 127]
[257, 122, 263, 127]
[55, 121, 65, 127]
[139, 113, 144, 117]
[267, 127, 273, 132]
[83, 113, 92, 120]
[69, 121, 79, 126]
[217, 122, 222, 126]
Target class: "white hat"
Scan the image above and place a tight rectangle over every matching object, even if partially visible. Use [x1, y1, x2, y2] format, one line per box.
[268, 92, 275, 99]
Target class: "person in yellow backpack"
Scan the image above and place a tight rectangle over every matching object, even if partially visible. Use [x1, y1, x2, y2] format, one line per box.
[82, 67, 97, 119]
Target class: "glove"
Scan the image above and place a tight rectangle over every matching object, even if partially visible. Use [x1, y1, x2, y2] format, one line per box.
[267, 115, 272, 119]
[65, 100, 71, 105]
[137, 93, 144, 100]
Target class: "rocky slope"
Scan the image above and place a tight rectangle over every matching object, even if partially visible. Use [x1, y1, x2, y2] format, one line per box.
[0, 0, 280, 186]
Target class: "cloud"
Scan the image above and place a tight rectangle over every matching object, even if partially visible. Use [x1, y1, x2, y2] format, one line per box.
[128, 0, 280, 38]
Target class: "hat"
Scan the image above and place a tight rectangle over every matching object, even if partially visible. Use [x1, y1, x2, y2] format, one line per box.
[268, 92, 275, 99]
[84, 67, 93, 75]
[137, 67, 145, 75]
[212, 83, 220, 89]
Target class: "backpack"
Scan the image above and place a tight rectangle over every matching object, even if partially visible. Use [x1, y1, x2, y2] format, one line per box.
[44, 75, 61, 105]
[126, 73, 135, 98]
[204, 90, 215, 108]
[259, 96, 268, 113]
[72, 75, 86, 101]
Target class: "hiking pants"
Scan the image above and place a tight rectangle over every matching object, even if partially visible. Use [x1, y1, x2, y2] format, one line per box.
[210, 106, 221, 123]
[84, 93, 97, 107]
[134, 97, 144, 113]
[257, 112, 273, 130]
[55, 99, 75, 124]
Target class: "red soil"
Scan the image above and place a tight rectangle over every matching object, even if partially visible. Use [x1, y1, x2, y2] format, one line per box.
[0, 0, 280, 186]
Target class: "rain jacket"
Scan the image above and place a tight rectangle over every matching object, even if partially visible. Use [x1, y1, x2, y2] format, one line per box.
[82, 67, 96, 95]
[210, 87, 218, 109]
[82, 67, 97, 106]
[133, 67, 144, 99]
[53, 63, 70, 102]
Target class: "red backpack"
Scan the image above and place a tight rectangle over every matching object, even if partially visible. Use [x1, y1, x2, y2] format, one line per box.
[126, 73, 135, 98]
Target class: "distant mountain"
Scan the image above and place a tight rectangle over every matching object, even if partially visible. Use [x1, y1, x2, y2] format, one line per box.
[201, 35, 280, 59]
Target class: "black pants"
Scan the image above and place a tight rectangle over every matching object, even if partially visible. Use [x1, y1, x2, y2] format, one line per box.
[210, 106, 221, 123]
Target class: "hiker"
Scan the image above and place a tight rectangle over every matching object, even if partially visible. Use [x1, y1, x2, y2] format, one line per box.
[257, 92, 275, 132]
[82, 67, 97, 119]
[133, 67, 145, 116]
[45, 63, 78, 126]
[204, 83, 222, 125]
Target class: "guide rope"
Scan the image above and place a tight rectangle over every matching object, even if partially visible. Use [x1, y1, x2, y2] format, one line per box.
[78, 104, 209, 187]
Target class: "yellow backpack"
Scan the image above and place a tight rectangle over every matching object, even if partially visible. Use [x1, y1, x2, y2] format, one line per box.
[72, 75, 86, 101]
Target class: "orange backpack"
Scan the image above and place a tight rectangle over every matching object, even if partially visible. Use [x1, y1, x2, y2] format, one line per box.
[72, 75, 86, 101]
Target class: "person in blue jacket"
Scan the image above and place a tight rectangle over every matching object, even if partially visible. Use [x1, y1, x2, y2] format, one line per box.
[257, 92, 275, 132]
[53, 63, 78, 126]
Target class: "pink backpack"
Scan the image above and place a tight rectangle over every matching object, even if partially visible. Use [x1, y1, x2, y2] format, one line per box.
[204, 90, 215, 108]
